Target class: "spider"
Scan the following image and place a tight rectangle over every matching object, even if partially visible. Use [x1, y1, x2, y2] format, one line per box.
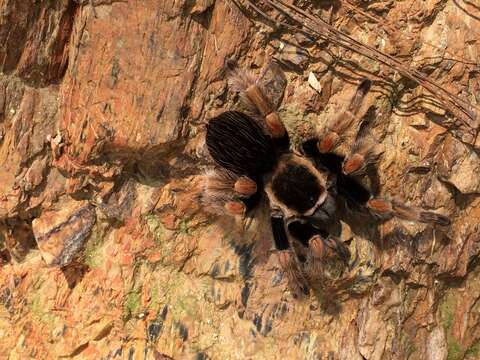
[201, 62, 450, 298]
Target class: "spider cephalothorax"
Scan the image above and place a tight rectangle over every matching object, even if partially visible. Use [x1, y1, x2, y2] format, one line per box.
[201, 62, 450, 298]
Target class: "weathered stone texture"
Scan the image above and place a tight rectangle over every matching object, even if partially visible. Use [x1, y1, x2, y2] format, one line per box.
[0, 0, 76, 85]
[0, 1, 480, 359]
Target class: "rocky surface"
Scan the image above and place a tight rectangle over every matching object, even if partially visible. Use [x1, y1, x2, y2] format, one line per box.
[0, 0, 479, 359]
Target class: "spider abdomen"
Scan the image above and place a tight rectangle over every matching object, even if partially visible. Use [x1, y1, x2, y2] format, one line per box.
[206, 111, 277, 177]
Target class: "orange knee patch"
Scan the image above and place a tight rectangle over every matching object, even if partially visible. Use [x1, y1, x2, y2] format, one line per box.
[224, 201, 246, 215]
[318, 133, 339, 153]
[234, 177, 257, 196]
[367, 198, 392, 214]
[343, 153, 365, 175]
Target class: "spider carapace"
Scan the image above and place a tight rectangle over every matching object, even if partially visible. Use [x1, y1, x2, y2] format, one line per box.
[202, 62, 450, 298]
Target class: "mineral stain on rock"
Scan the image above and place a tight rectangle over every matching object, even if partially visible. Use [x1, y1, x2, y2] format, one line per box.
[230, 242, 255, 279]
[241, 283, 250, 307]
[210, 263, 220, 278]
[128, 347, 135, 360]
[148, 305, 168, 343]
[195, 352, 208, 360]
[32, 200, 96, 267]
[148, 321, 163, 343]
[262, 319, 273, 336]
[178, 322, 188, 342]
[253, 313, 262, 332]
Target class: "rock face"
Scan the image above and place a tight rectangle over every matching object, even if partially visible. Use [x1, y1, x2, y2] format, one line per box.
[32, 199, 96, 267]
[0, 1, 479, 359]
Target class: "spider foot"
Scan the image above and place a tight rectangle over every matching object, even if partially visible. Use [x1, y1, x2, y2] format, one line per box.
[342, 135, 383, 175]
[367, 198, 450, 226]
[277, 250, 310, 298]
[308, 235, 350, 263]
[308, 235, 325, 258]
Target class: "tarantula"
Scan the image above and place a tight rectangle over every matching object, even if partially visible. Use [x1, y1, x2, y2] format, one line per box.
[201, 62, 450, 298]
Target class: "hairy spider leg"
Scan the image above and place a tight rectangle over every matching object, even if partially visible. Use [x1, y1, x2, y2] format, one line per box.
[286, 220, 351, 294]
[271, 215, 310, 297]
[228, 63, 289, 147]
[342, 135, 383, 175]
[317, 79, 371, 154]
[234, 176, 258, 196]
[202, 168, 261, 215]
[367, 198, 450, 226]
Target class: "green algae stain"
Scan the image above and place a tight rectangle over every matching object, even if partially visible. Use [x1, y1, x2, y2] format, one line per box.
[174, 294, 199, 318]
[177, 219, 192, 235]
[82, 222, 106, 268]
[84, 238, 102, 268]
[144, 214, 165, 246]
[465, 342, 480, 358]
[30, 294, 56, 328]
[440, 292, 456, 331]
[447, 340, 480, 360]
[447, 340, 463, 360]
[439, 291, 469, 360]
[124, 290, 141, 319]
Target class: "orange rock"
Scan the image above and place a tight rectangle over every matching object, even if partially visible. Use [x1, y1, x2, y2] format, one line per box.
[32, 199, 96, 267]
[0, 0, 479, 359]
